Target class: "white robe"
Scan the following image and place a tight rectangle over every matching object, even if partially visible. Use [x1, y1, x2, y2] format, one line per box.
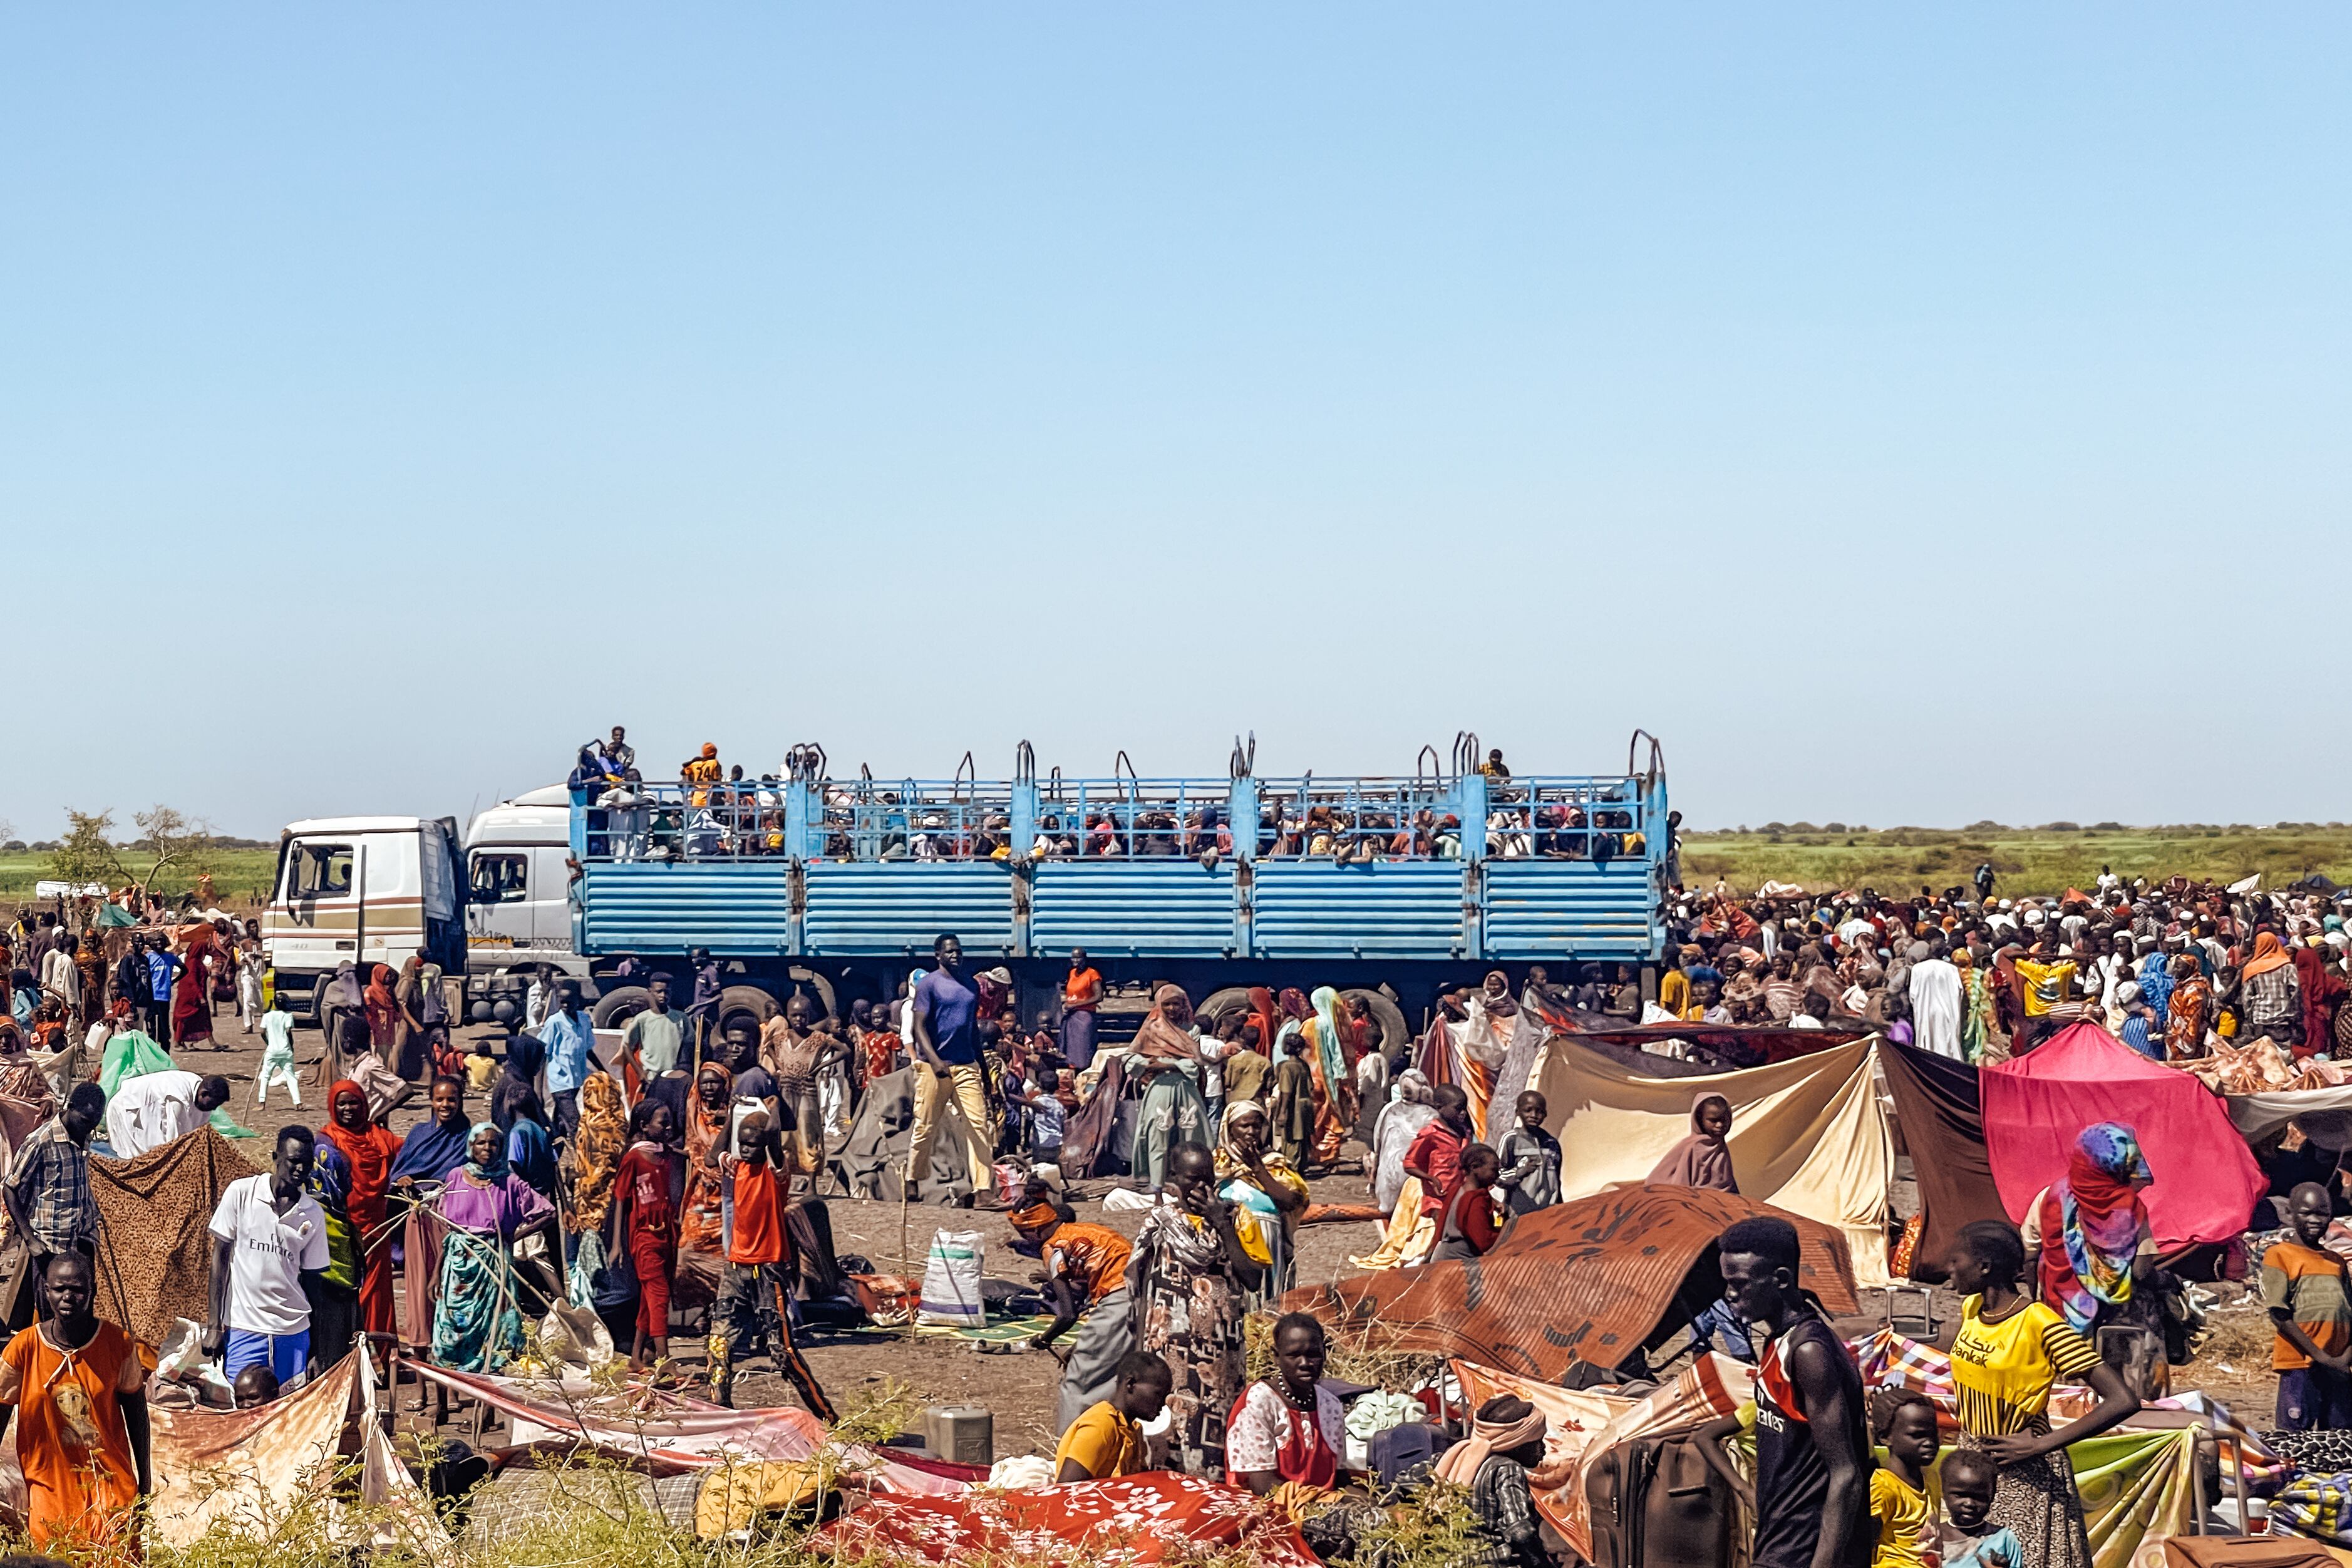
[1907, 957, 1964, 1060]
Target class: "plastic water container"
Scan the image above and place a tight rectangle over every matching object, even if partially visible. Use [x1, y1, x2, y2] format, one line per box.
[923, 1404, 994, 1467]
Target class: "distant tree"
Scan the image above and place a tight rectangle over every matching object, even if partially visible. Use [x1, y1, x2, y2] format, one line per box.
[49, 808, 125, 889]
[129, 805, 216, 895]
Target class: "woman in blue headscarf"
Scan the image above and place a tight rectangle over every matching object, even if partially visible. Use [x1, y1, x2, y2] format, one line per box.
[2135, 946, 2175, 1034]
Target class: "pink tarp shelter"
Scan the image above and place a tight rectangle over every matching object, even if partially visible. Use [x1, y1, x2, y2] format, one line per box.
[1981, 1022, 2266, 1250]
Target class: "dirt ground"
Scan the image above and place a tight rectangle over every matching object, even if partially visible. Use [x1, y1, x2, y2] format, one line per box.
[166, 1006, 2293, 1461]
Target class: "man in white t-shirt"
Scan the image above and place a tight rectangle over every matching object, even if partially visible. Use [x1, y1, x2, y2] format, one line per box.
[205, 1127, 329, 1387]
[106, 1070, 230, 1158]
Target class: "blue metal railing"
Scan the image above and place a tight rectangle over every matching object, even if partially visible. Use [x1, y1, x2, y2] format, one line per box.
[573, 771, 1661, 868]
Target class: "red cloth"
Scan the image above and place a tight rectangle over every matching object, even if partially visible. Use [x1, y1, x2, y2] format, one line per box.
[1439, 1175, 1502, 1254]
[1403, 1121, 1465, 1218]
[2295, 946, 2344, 1061]
[1981, 1022, 2266, 1249]
[820, 1473, 1319, 1566]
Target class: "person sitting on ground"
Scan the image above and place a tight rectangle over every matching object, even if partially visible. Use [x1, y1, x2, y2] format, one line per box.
[1433, 1393, 1549, 1568]
[1429, 1142, 1504, 1264]
[1052, 1350, 1172, 1483]
[1227, 1313, 1357, 1496]
[1870, 1391, 1941, 1568]
[465, 1038, 498, 1094]
[1936, 1449, 2022, 1568]
[1495, 1091, 1560, 1215]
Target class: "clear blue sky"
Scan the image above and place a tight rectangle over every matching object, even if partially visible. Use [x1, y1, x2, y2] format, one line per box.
[4, 7, 2345, 839]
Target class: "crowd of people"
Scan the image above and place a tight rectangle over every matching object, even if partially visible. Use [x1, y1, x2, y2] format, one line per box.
[560, 730, 1667, 867]
[1621, 867, 2352, 1067]
[6, 847, 2352, 1564]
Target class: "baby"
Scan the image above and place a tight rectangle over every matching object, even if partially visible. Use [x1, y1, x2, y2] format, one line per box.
[1937, 1448, 2021, 1568]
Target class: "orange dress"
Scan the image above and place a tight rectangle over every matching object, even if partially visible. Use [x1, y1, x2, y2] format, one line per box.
[0, 1319, 145, 1550]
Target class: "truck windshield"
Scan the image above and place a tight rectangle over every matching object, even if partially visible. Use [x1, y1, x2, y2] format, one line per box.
[286, 842, 353, 899]
[471, 852, 528, 902]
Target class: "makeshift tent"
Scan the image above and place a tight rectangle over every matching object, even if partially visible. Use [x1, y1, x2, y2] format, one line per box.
[1876, 1038, 2008, 1281]
[1981, 1023, 2267, 1249]
[1454, 1354, 1755, 1560]
[150, 1346, 443, 1551]
[409, 1363, 968, 1493]
[91, 1127, 252, 1348]
[2226, 1083, 2352, 1145]
[1531, 1035, 1894, 1284]
[831, 1065, 978, 1202]
[1287, 1185, 1857, 1382]
[820, 1473, 1318, 1567]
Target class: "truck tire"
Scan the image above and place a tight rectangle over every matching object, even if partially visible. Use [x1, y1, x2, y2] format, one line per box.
[1339, 988, 1411, 1065]
[1197, 987, 1258, 1030]
[591, 986, 653, 1031]
[716, 984, 781, 1043]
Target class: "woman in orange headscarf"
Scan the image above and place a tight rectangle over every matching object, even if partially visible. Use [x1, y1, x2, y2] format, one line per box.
[319, 1079, 403, 1336]
[2239, 931, 2302, 1044]
[675, 1060, 733, 1310]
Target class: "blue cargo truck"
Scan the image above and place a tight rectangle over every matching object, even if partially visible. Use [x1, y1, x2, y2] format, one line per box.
[567, 734, 1671, 1049]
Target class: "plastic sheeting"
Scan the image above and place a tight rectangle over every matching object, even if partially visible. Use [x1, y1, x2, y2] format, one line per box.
[1532, 1036, 1895, 1285]
[1453, 1353, 1755, 1560]
[1982, 1023, 2267, 1249]
[150, 1346, 443, 1551]
[1877, 1038, 2009, 1281]
[1289, 1185, 1858, 1382]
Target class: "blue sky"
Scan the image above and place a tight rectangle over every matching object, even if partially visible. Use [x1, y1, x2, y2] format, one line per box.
[4, 6, 2345, 838]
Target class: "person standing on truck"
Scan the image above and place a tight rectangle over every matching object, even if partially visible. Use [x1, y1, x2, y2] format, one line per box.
[907, 934, 995, 1207]
[598, 726, 634, 778]
[1060, 949, 1102, 1071]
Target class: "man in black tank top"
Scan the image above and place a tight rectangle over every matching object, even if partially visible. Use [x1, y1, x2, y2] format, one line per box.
[1718, 1216, 1872, 1568]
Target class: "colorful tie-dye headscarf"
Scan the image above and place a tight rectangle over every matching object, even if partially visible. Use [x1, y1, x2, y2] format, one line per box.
[2037, 1121, 2152, 1333]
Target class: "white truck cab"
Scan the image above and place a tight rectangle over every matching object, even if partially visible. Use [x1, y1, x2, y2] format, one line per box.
[262, 816, 465, 1023]
[459, 785, 596, 1019]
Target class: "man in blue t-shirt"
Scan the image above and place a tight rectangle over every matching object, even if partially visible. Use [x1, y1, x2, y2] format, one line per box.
[907, 934, 995, 1205]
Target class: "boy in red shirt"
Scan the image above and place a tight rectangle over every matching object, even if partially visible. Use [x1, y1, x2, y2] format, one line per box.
[1402, 1085, 1473, 1218]
[710, 1108, 836, 1420]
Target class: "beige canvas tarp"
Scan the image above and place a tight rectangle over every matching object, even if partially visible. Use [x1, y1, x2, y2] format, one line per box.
[1532, 1035, 1894, 1286]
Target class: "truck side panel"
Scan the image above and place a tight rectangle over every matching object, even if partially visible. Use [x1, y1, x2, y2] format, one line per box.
[802, 862, 1016, 960]
[1250, 860, 1465, 961]
[578, 860, 791, 955]
[1030, 860, 1235, 960]
[1483, 859, 1659, 962]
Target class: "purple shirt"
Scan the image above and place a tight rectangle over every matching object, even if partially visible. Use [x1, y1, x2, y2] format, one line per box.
[436, 1172, 552, 1238]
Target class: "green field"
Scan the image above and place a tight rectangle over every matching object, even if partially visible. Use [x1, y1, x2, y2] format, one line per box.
[1682, 825, 2352, 900]
[7, 828, 2347, 914]
[0, 848, 282, 909]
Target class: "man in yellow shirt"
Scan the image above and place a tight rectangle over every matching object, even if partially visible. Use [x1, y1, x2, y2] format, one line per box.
[1052, 1351, 1172, 1483]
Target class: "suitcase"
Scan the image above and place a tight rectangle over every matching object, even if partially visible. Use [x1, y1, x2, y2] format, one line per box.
[2162, 1538, 2336, 1568]
[1584, 1435, 1737, 1568]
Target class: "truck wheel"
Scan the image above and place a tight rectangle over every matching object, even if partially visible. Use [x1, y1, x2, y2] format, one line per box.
[1197, 987, 1258, 1031]
[716, 984, 781, 1042]
[591, 986, 652, 1031]
[1340, 988, 1411, 1063]
[785, 966, 838, 1024]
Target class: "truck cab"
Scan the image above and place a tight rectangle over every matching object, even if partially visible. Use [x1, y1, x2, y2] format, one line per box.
[262, 815, 465, 1023]
[460, 785, 594, 1018]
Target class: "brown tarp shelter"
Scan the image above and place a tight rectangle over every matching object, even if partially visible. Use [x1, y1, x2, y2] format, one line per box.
[1284, 1185, 1857, 1382]
[1876, 1039, 2007, 1284]
[91, 1128, 254, 1347]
